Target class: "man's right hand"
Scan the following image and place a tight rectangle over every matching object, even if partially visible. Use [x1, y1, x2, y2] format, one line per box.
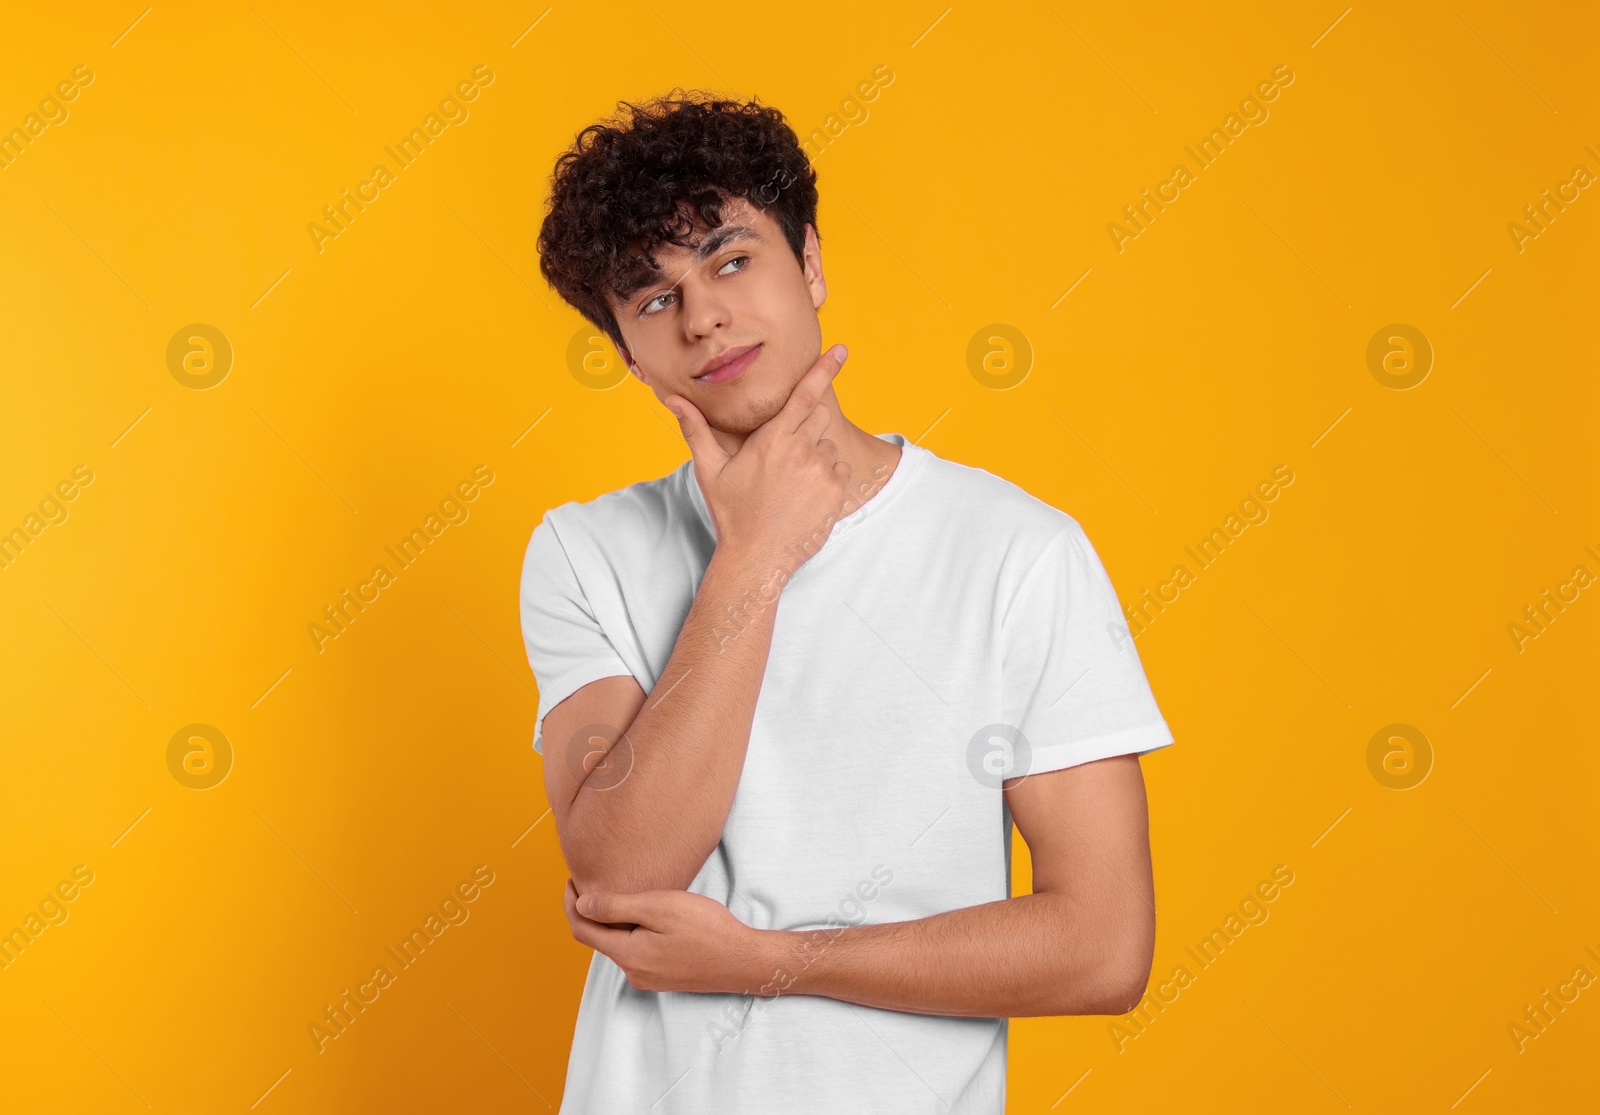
[664, 343, 855, 575]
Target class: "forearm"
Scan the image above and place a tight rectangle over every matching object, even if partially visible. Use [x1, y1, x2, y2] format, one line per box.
[754, 892, 1146, 1018]
[564, 545, 789, 895]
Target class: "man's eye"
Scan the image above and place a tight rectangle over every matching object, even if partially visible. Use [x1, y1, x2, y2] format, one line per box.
[640, 257, 745, 316]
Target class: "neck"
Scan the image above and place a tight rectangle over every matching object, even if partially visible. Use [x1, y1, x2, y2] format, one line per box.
[710, 389, 904, 512]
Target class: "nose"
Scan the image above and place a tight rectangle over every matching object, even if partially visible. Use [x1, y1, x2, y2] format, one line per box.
[680, 276, 732, 342]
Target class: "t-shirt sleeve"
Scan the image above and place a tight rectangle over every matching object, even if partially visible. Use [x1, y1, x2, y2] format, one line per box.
[1000, 523, 1174, 777]
[520, 514, 634, 756]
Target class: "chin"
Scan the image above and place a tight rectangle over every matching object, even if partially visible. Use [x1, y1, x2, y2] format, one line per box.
[710, 392, 789, 437]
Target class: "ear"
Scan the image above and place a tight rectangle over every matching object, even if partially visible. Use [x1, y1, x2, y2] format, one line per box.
[614, 339, 644, 381]
[802, 222, 827, 311]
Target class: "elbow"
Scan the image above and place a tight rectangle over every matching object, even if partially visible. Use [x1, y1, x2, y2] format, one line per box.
[1036, 969, 1147, 1018]
[1096, 964, 1152, 1017]
[1094, 934, 1158, 1011]
[1094, 905, 1157, 1015]
[560, 811, 699, 897]
[570, 866, 696, 898]
[560, 790, 710, 895]
[1060, 918, 1156, 1017]
[559, 810, 629, 897]
[564, 823, 701, 895]
[567, 851, 698, 896]
[566, 867, 610, 898]
[1034, 955, 1151, 1018]
[566, 859, 637, 899]
[1092, 923, 1158, 1015]
[1048, 963, 1147, 1018]
[563, 846, 656, 899]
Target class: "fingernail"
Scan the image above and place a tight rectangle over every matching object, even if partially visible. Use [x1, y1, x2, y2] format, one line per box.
[833, 344, 848, 363]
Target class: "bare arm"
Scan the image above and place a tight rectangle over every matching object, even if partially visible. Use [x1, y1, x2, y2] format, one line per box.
[566, 753, 1159, 1017]
[543, 345, 857, 897]
[543, 543, 786, 896]
[763, 754, 1157, 1016]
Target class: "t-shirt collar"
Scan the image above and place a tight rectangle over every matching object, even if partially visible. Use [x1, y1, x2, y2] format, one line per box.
[684, 432, 922, 548]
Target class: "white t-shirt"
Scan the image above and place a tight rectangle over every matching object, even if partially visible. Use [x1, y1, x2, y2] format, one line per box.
[520, 432, 1174, 1114]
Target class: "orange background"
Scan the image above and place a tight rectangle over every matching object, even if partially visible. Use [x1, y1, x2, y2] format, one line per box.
[1, 1, 1595, 1111]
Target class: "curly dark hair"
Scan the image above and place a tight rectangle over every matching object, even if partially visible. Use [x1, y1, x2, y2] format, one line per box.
[537, 91, 820, 348]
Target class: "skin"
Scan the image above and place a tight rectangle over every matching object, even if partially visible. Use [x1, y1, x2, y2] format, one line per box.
[544, 350, 877, 899]
[612, 194, 901, 485]
[563, 755, 1156, 1017]
[542, 191, 1159, 1018]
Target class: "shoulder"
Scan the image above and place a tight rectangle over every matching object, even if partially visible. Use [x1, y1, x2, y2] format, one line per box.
[521, 462, 690, 578]
[909, 445, 1086, 553]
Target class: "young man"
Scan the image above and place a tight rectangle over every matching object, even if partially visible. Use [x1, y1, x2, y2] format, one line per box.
[522, 93, 1175, 1113]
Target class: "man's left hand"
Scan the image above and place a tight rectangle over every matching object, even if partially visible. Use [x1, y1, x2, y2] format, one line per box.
[562, 879, 773, 995]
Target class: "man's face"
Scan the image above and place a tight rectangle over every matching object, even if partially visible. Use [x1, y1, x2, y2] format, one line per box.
[608, 197, 827, 436]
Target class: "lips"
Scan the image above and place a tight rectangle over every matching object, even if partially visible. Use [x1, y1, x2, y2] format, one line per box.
[694, 344, 762, 385]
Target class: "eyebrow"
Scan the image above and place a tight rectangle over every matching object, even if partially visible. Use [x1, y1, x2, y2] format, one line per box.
[624, 224, 765, 307]
[689, 224, 762, 262]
